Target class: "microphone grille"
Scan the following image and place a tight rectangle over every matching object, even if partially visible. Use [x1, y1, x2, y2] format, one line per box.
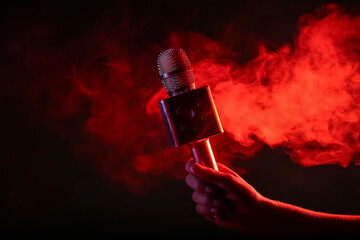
[157, 48, 191, 76]
[157, 48, 195, 95]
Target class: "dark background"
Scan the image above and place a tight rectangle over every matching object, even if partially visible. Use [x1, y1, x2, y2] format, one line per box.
[1, 0, 360, 237]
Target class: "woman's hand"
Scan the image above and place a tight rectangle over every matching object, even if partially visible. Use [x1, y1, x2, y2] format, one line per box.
[185, 159, 271, 235]
[185, 159, 360, 236]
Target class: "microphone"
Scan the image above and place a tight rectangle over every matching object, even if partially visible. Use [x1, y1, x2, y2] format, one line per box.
[157, 48, 223, 170]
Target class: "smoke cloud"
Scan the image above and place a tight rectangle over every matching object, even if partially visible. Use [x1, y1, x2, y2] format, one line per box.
[3, 2, 360, 196]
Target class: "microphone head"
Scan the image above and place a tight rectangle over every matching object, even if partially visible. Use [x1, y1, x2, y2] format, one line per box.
[157, 48, 195, 96]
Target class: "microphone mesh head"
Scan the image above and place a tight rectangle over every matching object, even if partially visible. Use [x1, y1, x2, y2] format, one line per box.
[157, 48, 195, 95]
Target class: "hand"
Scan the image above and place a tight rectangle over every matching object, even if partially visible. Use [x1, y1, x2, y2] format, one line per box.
[185, 159, 360, 236]
[185, 159, 270, 235]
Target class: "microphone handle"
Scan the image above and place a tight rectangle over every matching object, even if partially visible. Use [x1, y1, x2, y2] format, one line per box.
[189, 139, 218, 171]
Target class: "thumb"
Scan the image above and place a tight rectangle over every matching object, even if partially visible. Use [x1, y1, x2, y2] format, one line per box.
[191, 163, 245, 194]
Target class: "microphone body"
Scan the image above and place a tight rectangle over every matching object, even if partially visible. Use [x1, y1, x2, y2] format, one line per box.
[157, 49, 223, 170]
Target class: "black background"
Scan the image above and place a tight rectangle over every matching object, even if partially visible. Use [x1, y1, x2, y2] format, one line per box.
[1, 0, 360, 237]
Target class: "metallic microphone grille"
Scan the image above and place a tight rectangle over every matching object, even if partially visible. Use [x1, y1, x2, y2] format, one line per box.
[157, 48, 195, 95]
[157, 48, 191, 76]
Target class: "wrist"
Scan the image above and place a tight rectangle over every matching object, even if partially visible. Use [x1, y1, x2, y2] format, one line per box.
[258, 196, 360, 235]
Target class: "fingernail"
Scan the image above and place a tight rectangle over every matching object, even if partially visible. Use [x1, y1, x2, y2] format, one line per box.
[210, 207, 218, 214]
[205, 185, 212, 194]
[189, 166, 194, 173]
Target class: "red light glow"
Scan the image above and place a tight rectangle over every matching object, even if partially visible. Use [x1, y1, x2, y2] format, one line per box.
[7, 4, 360, 195]
[150, 4, 360, 168]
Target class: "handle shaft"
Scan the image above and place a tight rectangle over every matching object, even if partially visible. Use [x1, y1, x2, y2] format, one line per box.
[189, 139, 218, 171]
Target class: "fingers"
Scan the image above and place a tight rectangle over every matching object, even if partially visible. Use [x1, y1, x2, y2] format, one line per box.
[186, 158, 239, 177]
[186, 171, 227, 222]
[196, 204, 216, 216]
[191, 163, 239, 193]
[192, 191, 210, 205]
[186, 158, 261, 202]
[193, 162, 256, 197]
[194, 196, 222, 223]
[216, 162, 240, 177]
[192, 190, 223, 206]
[186, 171, 226, 198]
[185, 159, 241, 200]
[186, 159, 220, 193]
[186, 159, 241, 192]
[186, 158, 238, 193]
[185, 158, 196, 174]
[193, 193, 232, 224]
[185, 158, 262, 231]
[185, 174, 207, 193]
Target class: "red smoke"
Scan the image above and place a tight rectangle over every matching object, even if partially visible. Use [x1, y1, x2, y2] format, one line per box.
[5, 3, 360, 196]
[150, 4, 360, 168]
[205, 4, 360, 167]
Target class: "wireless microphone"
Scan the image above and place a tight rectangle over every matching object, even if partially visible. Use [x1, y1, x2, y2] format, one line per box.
[157, 48, 223, 170]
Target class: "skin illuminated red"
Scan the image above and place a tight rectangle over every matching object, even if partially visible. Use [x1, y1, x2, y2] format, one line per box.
[185, 159, 360, 236]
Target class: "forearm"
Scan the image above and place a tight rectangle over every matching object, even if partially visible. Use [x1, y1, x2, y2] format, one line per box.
[262, 197, 360, 236]
[186, 161, 360, 236]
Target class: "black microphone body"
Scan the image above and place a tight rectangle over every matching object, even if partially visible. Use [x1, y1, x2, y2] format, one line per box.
[157, 49, 223, 170]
